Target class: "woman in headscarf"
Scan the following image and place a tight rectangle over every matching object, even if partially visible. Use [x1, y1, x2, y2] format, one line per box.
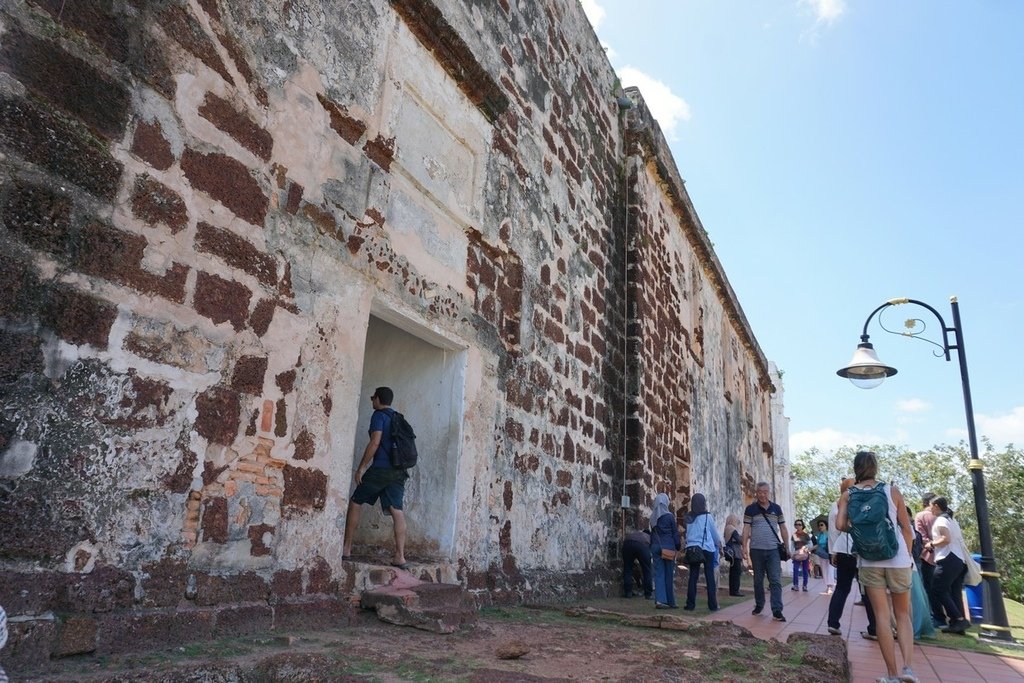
[723, 513, 746, 597]
[683, 493, 723, 611]
[649, 492, 681, 609]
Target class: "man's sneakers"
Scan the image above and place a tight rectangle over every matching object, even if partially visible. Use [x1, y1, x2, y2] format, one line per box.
[861, 631, 878, 641]
[772, 611, 786, 622]
[827, 626, 841, 635]
[751, 605, 763, 615]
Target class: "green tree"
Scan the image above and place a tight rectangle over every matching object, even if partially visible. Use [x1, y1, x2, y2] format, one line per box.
[791, 442, 1023, 601]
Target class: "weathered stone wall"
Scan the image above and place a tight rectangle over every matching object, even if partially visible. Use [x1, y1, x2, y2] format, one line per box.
[0, 0, 784, 668]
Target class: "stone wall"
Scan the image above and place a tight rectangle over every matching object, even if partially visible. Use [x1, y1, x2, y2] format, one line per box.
[0, 0, 785, 668]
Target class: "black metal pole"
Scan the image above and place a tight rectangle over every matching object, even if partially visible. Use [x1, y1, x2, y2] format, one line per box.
[949, 297, 1014, 641]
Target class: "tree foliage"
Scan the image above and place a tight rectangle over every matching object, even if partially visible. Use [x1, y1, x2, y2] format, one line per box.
[791, 442, 1023, 601]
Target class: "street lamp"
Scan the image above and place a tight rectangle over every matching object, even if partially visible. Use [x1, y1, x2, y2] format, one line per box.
[837, 296, 1014, 642]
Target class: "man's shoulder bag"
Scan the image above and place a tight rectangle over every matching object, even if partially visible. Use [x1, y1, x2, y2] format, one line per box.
[760, 508, 789, 561]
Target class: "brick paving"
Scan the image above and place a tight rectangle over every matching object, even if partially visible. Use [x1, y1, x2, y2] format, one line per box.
[708, 577, 1024, 682]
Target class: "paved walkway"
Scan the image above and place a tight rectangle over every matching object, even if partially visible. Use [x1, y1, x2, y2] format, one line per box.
[710, 579, 1024, 682]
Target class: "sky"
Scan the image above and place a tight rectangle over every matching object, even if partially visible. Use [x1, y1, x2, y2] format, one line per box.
[581, 0, 1024, 456]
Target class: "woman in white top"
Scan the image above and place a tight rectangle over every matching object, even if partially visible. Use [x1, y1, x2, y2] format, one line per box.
[924, 497, 970, 634]
[837, 450, 918, 683]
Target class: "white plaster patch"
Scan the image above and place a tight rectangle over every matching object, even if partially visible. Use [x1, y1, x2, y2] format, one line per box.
[0, 440, 37, 478]
[64, 540, 99, 573]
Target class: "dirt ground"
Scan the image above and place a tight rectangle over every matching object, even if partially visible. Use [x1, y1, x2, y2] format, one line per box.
[22, 599, 845, 683]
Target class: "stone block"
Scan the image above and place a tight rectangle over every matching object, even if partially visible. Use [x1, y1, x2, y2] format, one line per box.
[272, 598, 352, 631]
[39, 287, 117, 349]
[138, 559, 189, 608]
[0, 22, 130, 138]
[212, 604, 273, 637]
[193, 271, 253, 331]
[194, 385, 241, 446]
[0, 617, 56, 674]
[130, 120, 175, 170]
[96, 609, 216, 654]
[198, 92, 273, 161]
[54, 614, 98, 657]
[59, 565, 135, 613]
[29, 0, 130, 62]
[281, 465, 327, 511]
[230, 355, 268, 394]
[0, 329, 45, 384]
[195, 222, 277, 287]
[130, 174, 188, 233]
[0, 95, 123, 201]
[200, 497, 229, 543]
[181, 148, 268, 226]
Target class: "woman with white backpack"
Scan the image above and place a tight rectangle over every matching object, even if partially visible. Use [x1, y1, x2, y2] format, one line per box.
[924, 497, 971, 635]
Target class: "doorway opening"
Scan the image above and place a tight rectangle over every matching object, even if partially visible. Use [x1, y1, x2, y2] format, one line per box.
[352, 311, 466, 560]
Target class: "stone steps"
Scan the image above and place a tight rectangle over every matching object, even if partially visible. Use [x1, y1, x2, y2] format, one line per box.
[353, 562, 476, 634]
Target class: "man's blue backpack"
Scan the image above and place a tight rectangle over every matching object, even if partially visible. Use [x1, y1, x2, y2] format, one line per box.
[848, 482, 899, 561]
[386, 410, 418, 470]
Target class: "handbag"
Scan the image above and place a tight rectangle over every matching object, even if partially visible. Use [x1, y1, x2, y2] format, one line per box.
[759, 508, 789, 561]
[683, 515, 710, 565]
[958, 532, 983, 587]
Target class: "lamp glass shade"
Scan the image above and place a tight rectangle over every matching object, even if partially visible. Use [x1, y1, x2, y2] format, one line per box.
[836, 342, 897, 390]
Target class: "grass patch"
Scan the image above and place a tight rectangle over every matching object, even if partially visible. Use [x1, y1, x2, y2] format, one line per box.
[917, 596, 1024, 659]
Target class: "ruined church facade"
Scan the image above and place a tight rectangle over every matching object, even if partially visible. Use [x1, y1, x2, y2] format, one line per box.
[0, 0, 786, 661]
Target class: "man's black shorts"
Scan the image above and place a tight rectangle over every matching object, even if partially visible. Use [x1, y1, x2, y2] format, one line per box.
[351, 467, 408, 511]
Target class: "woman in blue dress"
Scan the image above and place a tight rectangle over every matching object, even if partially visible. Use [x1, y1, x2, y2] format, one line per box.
[649, 492, 681, 609]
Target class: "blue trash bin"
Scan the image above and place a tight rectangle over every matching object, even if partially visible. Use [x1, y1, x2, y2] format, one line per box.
[964, 553, 984, 623]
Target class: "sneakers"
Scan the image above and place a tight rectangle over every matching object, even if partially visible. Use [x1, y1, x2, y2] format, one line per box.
[772, 611, 786, 622]
[827, 626, 841, 635]
[861, 631, 878, 641]
[752, 605, 764, 615]
[729, 591, 746, 597]
[802, 586, 808, 592]
[791, 586, 799, 591]
[899, 666, 920, 683]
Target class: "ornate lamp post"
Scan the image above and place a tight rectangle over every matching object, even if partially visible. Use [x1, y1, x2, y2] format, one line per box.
[837, 296, 1014, 642]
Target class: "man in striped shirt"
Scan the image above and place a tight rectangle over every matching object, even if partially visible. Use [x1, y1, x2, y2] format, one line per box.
[742, 481, 790, 622]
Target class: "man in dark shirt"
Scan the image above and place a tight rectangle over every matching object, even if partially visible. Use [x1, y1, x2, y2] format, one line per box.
[621, 528, 653, 599]
[341, 387, 410, 569]
[742, 481, 790, 622]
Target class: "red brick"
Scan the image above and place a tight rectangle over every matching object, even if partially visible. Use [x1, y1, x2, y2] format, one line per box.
[194, 386, 241, 446]
[201, 496, 228, 543]
[363, 134, 395, 171]
[158, 3, 234, 85]
[0, 23, 130, 138]
[293, 429, 314, 461]
[230, 355, 267, 394]
[195, 222, 277, 287]
[282, 465, 327, 511]
[198, 92, 273, 161]
[249, 299, 277, 336]
[317, 93, 365, 144]
[193, 271, 252, 331]
[0, 95, 123, 201]
[131, 174, 188, 233]
[30, 0, 130, 62]
[40, 287, 117, 348]
[247, 523, 274, 556]
[181, 148, 268, 225]
[131, 120, 175, 170]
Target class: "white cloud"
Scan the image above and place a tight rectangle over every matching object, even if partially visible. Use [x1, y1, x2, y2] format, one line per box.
[975, 406, 1024, 447]
[800, 0, 846, 26]
[580, 0, 606, 31]
[617, 66, 692, 139]
[896, 398, 932, 414]
[789, 427, 886, 455]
